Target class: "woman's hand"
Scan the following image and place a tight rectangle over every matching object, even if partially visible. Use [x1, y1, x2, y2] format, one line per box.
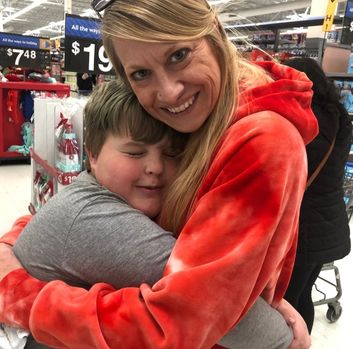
[277, 298, 311, 349]
[0, 243, 23, 282]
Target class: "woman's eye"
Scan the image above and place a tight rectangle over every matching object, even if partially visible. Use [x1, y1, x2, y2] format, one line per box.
[170, 48, 190, 64]
[131, 70, 150, 81]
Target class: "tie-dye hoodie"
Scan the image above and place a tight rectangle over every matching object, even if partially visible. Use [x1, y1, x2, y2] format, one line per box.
[0, 61, 318, 349]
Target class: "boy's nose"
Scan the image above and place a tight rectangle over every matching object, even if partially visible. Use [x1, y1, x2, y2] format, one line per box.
[145, 158, 164, 175]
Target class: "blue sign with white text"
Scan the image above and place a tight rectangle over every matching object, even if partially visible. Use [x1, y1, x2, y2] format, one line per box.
[346, 1, 353, 19]
[65, 14, 101, 40]
[0, 33, 40, 49]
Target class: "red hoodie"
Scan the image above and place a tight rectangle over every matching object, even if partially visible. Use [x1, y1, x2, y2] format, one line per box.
[0, 61, 318, 349]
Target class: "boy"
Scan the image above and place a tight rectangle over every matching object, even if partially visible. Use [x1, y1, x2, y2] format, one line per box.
[12, 80, 185, 348]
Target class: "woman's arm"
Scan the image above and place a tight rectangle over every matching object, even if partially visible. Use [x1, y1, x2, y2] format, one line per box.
[0, 113, 308, 348]
[0, 244, 23, 278]
[0, 215, 32, 246]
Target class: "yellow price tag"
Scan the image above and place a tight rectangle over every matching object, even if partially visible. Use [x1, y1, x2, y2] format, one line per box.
[323, 0, 339, 32]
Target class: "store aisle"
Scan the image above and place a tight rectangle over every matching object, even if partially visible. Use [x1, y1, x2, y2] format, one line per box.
[0, 163, 352, 348]
[0, 163, 31, 234]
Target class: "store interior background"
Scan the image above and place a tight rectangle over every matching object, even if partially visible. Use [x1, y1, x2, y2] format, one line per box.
[1, 0, 353, 348]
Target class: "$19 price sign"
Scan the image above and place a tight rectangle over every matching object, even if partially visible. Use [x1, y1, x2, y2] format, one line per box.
[65, 37, 113, 75]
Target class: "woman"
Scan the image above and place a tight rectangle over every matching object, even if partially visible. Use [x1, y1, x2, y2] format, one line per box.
[283, 57, 351, 333]
[0, 0, 317, 348]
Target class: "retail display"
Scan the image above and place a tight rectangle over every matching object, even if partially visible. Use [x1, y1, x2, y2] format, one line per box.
[0, 81, 70, 163]
[30, 96, 85, 210]
[55, 113, 81, 185]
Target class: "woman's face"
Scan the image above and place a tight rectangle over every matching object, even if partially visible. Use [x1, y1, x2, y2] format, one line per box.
[113, 38, 221, 133]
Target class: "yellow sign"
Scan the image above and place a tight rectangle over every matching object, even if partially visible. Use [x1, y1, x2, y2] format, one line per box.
[323, 0, 339, 32]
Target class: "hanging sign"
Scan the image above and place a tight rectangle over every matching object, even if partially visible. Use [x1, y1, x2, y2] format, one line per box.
[322, 0, 339, 32]
[64, 14, 114, 75]
[341, 1, 353, 45]
[0, 33, 50, 69]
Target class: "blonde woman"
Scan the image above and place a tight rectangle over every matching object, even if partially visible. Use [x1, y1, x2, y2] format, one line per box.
[0, 1, 317, 348]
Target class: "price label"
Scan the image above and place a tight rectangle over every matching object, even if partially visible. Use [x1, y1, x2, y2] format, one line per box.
[64, 14, 114, 75]
[7, 48, 36, 64]
[68, 39, 112, 73]
[0, 32, 50, 69]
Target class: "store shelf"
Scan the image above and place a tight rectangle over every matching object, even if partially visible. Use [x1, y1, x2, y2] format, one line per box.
[225, 16, 342, 32]
[0, 81, 70, 97]
[326, 73, 353, 79]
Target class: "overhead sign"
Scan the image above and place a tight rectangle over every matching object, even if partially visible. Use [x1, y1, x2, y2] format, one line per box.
[64, 14, 114, 75]
[0, 32, 50, 69]
[322, 0, 339, 32]
[345, 1, 353, 19]
[341, 1, 353, 45]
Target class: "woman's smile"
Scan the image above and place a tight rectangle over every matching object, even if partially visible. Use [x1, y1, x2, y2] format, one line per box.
[164, 94, 196, 114]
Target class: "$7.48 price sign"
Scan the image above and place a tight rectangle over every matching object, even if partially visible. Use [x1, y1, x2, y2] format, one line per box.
[66, 38, 113, 74]
[0, 46, 49, 70]
[6, 48, 37, 65]
[0, 33, 50, 69]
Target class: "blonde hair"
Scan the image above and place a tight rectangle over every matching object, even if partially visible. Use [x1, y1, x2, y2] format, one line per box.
[101, 0, 271, 233]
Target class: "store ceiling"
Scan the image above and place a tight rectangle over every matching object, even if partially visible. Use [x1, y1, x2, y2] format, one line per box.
[0, 0, 349, 39]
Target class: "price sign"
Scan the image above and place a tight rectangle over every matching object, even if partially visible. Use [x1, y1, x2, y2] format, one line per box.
[0, 33, 50, 69]
[64, 14, 114, 75]
[65, 37, 113, 73]
[341, 1, 353, 45]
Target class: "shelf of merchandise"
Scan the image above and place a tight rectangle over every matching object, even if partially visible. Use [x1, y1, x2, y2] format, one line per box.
[326, 73, 353, 79]
[62, 71, 77, 95]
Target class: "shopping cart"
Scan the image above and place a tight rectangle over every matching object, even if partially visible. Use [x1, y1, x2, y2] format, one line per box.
[312, 163, 353, 323]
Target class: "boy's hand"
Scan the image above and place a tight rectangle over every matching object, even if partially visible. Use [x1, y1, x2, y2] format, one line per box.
[0, 243, 23, 282]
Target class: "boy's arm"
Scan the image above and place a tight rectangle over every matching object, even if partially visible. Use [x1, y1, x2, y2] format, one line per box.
[0, 215, 32, 246]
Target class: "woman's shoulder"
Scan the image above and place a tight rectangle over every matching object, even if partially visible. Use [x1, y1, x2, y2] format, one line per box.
[227, 110, 304, 147]
[208, 111, 307, 181]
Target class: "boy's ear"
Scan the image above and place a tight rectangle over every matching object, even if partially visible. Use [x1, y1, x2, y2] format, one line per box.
[86, 150, 96, 173]
[87, 150, 96, 164]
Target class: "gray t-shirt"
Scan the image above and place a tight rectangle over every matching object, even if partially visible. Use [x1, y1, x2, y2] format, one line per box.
[14, 171, 292, 349]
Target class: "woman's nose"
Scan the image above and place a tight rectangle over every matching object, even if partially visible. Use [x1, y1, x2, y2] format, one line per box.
[156, 74, 183, 105]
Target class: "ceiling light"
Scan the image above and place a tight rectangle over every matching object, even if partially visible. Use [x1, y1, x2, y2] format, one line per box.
[209, 0, 231, 5]
[80, 9, 98, 18]
[3, 7, 15, 12]
[3, 0, 48, 25]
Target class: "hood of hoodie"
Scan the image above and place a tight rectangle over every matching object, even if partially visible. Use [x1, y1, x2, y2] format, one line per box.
[235, 61, 318, 145]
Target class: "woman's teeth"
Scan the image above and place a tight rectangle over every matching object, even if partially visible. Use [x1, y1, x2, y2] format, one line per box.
[167, 95, 195, 114]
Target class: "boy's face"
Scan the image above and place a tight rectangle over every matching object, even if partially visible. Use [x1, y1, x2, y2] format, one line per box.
[89, 134, 180, 218]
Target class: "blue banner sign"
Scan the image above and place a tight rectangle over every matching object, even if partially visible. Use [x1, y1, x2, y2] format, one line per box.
[65, 14, 101, 40]
[346, 1, 353, 19]
[0, 33, 40, 49]
[341, 1, 353, 45]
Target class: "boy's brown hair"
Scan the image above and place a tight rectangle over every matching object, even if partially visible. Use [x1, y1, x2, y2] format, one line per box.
[84, 79, 187, 170]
